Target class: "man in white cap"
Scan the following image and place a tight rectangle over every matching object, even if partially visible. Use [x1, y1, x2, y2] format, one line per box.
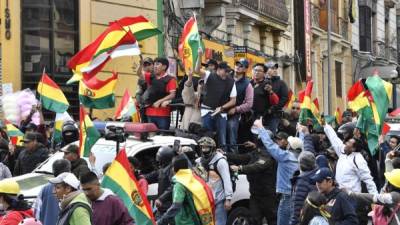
[50, 172, 92, 225]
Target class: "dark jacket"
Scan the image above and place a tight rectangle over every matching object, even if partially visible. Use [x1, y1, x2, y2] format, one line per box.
[226, 148, 276, 196]
[203, 73, 235, 109]
[145, 164, 173, 213]
[278, 114, 298, 137]
[71, 158, 90, 179]
[289, 169, 318, 225]
[251, 79, 273, 118]
[14, 144, 49, 176]
[325, 187, 358, 225]
[271, 76, 289, 111]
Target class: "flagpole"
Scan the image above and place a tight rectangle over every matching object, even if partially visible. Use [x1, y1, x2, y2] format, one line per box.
[39, 67, 46, 104]
[192, 11, 202, 47]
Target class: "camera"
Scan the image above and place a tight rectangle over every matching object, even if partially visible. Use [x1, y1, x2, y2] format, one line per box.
[105, 125, 128, 143]
[265, 78, 272, 85]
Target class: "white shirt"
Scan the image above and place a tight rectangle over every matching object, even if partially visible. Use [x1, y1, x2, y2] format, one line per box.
[324, 124, 378, 194]
[200, 71, 237, 118]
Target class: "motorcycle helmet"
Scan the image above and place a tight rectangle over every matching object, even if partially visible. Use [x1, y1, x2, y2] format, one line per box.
[156, 146, 175, 167]
[62, 121, 79, 145]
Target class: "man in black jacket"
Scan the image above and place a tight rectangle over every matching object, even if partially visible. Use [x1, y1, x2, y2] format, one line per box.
[62, 144, 90, 179]
[144, 146, 175, 220]
[227, 140, 277, 225]
[14, 132, 49, 175]
[312, 168, 359, 225]
[264, 62, 288, 134]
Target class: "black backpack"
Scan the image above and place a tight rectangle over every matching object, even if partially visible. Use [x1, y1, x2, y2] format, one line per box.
[209, 157, 238, 192]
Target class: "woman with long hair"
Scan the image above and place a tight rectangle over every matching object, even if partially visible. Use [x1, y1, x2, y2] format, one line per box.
[300, 191, 330, 225]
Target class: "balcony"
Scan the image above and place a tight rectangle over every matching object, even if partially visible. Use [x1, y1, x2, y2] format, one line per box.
[232, 0, 289, 25]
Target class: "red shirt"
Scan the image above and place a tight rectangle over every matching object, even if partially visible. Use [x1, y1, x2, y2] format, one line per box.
[144, 72, 177, 117]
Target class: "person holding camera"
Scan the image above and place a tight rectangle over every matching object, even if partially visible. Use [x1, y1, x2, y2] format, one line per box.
[251, 63, 279, 122]
[264, 62, 288, 134]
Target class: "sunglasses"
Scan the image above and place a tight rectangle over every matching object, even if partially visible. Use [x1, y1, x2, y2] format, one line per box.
[143, 62, 152, 66]
[235, 63, 244, 68]
[292, 107, 300, 110]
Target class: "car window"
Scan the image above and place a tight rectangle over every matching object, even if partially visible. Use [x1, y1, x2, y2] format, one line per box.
[16, 174, 53, 191]
[130, 147, 159, 174]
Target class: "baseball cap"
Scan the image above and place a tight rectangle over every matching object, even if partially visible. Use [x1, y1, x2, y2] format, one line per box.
[217, 62, 229, 70]
[235, 58, 249, 68]
[143, 57, 154, 64]
[288, 136, 303, 150]
[311, 168, 334, 183]
[274, 132, 289, 140]
[22, 132, 37, 143]
[61, 144, 79, 154]
[265, 61, 278, 69]
[202, 59, 218, 67]
[49, 172, 80, 190]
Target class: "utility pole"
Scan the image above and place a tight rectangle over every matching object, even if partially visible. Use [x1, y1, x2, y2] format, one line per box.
[327, 0, 332, 114]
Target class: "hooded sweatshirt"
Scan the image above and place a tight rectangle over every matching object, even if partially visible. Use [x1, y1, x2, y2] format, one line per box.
[57, 191, 92, 225]
[0, 209, 33, 225]
[91, 188, 133, 225]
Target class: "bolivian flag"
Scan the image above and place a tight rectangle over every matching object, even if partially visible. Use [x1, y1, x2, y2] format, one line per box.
[67, 16, 159, 84]
[174, 169, 215, 225]
[179, 17, 205, 73]
[284, 89, 296, 110]
[4, 121, 24, 146]
[299, 80, 314, 124]
[53, 112, 74, 145]
[114, 89, 140, 122]
[335, 107, 342, 125]
[79, 72, 118, 109]
[37, 73, 69, 113]
[102, 149, 155, 225]
[311, 98, 322, 124]
[347, 79, 369, 112]
[113, 16, 162, 41]
[79, 106, 100, 157]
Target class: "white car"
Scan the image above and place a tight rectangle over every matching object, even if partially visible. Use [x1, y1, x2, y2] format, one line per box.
[12, 123, 251, 225]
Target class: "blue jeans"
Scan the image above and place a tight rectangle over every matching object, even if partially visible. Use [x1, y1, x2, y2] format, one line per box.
[147, 116, 170, 130]
[202, 113, 227, 151]
[277, 193, 292, 225]
[264, 115, 280, 135]
[215, 200, 227, 225]
[227, 114, 240, 153]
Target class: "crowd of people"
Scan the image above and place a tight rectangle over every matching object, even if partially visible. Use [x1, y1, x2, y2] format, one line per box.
[0, 48, 398, 225]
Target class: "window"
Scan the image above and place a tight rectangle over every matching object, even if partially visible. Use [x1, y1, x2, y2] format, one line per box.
[335, 61, 342, 97]
[21, 0, 79, 117]
[319, 0, 339, 33]
[359, 6, 372, 52]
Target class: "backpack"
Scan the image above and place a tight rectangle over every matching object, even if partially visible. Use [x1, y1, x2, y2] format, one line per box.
[209, 157, 237, 192]
[372, 204, 400, 225]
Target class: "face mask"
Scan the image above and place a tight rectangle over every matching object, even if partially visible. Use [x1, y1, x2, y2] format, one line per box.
[202, 150, 213, 159]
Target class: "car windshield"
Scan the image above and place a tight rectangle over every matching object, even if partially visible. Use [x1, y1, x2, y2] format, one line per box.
[16, 174, 53, 191]
[34, 144, 117, 174]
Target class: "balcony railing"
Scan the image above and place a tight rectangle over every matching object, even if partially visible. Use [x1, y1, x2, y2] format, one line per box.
[237, 0, 289, 23]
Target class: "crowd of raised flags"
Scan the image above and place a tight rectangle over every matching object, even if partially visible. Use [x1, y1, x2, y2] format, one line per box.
[0, 12, 399, 225]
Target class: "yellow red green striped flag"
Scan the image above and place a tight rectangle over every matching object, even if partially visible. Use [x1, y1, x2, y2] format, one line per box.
[79, 106, 100, 157]
[37, 73, 69, 113]
[178, 16, 205, 73]
[174, 169, 215, 225]
[4, 121, 24, 146]
[102, 149, 156, 225]
[79, 72, 118, 109]
[299, 80, 314, 124]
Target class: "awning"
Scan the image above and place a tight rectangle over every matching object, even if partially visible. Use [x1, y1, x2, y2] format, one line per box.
[359, 66, 398, 80]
